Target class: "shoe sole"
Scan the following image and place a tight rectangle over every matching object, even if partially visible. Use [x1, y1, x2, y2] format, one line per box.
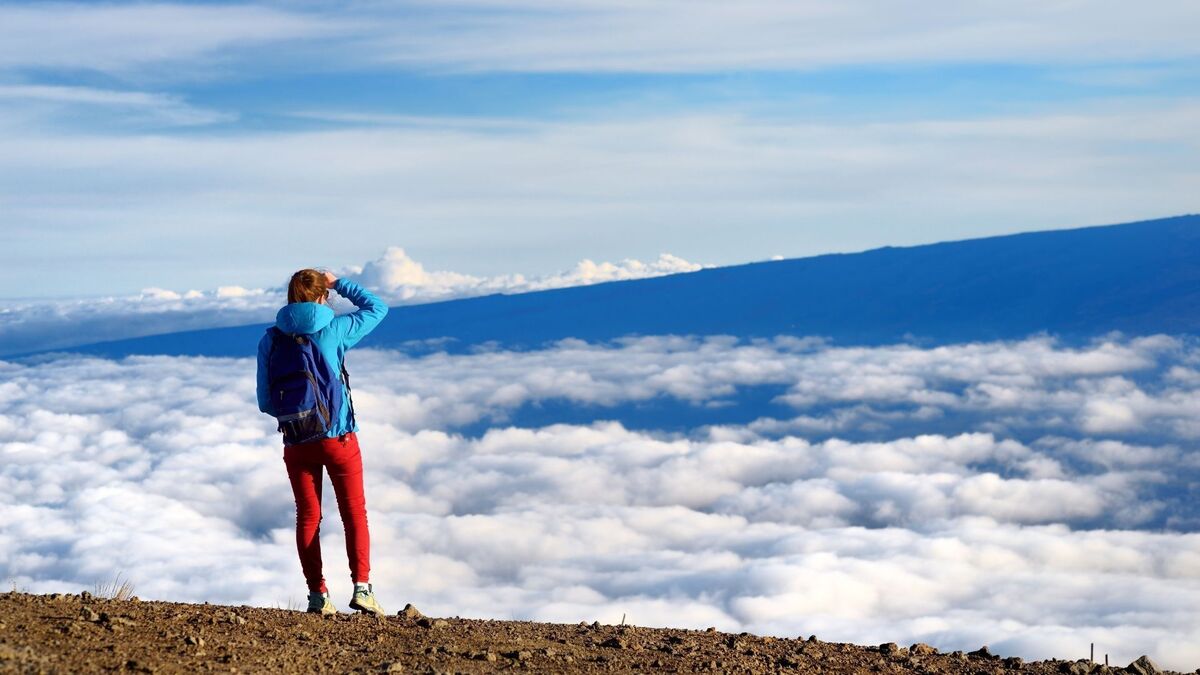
[349, 599, 385, 616]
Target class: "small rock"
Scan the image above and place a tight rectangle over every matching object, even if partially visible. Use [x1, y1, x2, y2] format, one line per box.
[601, 637, 627, 649]
[564, 655, 574, 663]
[518, 650, 532, 661]
[705, 626, 717, 632]
[184, 635, 204, 647]
[1127, 656, 1160, 675]
[1006, 657, 1024, 668]
[398, 603, 423, 620]
[592, 620, 601, 629]
[80, 591, 92, 600]
[543, 648, 556, 657]
[807, 634, 818, 643]
[106, 616, 136, 631]
[1065, 660, 1093, 675]
[80, 606, 100, 622]
[778, 656, 800, 668]
[970, 645, 995, 659]
[879, 642, 901, 655]
[911, 643, 938, 656]
[384, 662, 404, 673]
[950, 651, 967, 661]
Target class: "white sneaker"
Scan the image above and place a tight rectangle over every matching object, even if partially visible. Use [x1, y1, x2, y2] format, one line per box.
[307, 591, 336, 615]
[348, 584, 385, 616]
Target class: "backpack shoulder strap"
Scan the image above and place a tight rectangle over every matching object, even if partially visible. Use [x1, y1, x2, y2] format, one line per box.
[341, 362, 357, 429]
[265, 326, 279, 363]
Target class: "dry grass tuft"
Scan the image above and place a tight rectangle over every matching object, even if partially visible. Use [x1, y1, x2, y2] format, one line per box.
[94, 572, 135, 601]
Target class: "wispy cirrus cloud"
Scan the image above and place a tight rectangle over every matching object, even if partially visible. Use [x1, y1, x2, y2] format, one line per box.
[3, 2, 1197, 77]
[3, 102, 1198, 297]
[0, 3, 336, 76]
[350, 0, 1200, 73]
[0, 84, 233, 127]
[1, 1, 1196, 300]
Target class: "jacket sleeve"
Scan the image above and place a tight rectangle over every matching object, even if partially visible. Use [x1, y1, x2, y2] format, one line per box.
[256, 331, 275, 415]
[330, 278, 389, 349]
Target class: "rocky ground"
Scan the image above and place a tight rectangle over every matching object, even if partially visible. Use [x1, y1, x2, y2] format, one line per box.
[0, 591, 1181, 674]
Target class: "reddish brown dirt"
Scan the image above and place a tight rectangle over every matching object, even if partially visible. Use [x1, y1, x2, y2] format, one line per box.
[0, 592, 1173, 674]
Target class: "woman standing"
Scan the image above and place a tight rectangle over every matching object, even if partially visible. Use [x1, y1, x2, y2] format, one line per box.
[256, 269, 388, 615]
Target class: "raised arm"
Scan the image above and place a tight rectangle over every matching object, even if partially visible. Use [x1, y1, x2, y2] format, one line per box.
[330, 277, 389, 348]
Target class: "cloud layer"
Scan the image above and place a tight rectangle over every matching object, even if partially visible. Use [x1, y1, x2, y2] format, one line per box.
[4, 335, 1200, 669]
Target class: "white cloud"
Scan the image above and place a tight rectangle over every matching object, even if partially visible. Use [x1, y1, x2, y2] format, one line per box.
[0, 248, 702, 355]
[344, 333, 1186, 438]
[0, 3, 335, 75]
[6, 2, 1197, 76]
[4, 335, 1200, 668]
[0, 84, 231, 126]
[346, 246, 702, 302]
[352, 0, 1200, 73]
[4, 101, 1197, 298]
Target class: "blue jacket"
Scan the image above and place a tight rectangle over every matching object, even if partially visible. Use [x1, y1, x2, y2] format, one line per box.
[256, 278, 388, 438]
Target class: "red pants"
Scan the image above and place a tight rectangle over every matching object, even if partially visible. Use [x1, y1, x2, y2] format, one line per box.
[283, 432, 370, 594]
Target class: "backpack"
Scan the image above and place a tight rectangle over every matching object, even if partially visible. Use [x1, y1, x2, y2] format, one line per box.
[265, 327, 356, 445]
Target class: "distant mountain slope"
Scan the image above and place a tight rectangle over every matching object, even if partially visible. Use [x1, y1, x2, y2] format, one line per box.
[44, 214, 1200, 358]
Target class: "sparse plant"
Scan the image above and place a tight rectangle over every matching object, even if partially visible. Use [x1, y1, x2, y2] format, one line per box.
[275, 596, 301, 612]
[93, 572, 135, 601]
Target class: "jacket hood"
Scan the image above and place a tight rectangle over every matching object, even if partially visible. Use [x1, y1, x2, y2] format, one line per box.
[275, 302, 335, 335]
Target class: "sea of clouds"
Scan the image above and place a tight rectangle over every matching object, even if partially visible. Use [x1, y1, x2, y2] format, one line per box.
[3, 333, 1199, 669]
[0, 247, 702, 356]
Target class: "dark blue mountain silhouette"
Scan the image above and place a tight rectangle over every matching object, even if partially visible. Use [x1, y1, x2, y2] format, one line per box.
[48, 214, 1200, 359]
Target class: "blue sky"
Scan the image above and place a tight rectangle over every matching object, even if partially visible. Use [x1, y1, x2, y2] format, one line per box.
[1, 1, 1198, 297]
